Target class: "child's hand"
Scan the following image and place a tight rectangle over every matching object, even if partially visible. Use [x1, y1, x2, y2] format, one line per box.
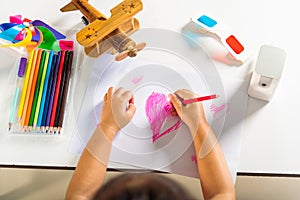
[99, 87, 136, 139]
[169, 89, 208, 134]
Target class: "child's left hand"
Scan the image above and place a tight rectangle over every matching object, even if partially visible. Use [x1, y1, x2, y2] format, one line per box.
[98, 87, 136, 140]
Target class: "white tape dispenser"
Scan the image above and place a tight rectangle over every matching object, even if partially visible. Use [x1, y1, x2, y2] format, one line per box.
[248, 44, 286, 101]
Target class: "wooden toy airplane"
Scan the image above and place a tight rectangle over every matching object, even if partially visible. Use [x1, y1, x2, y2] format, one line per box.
[60, 0, 146, 61]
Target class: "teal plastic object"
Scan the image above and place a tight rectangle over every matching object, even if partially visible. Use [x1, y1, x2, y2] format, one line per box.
[197, 15, 217, 27]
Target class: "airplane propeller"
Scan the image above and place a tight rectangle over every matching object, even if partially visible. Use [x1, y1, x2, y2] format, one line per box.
[115, 42, 146, 61]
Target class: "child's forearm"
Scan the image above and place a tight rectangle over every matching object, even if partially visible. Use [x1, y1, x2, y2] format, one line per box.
[193, 123, 235, 200]
[65, 126, 115, 200]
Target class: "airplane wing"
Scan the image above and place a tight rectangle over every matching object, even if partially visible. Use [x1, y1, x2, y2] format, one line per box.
[76, 19, 106, 47]
[76, 0, 142, 47]
[60, 2, 78, 12]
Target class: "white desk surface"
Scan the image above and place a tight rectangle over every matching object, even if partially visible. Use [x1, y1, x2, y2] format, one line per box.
[0, 0, 300, 175]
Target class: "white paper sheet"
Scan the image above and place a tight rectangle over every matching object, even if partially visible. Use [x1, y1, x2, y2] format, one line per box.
[69, 29, 248, 183]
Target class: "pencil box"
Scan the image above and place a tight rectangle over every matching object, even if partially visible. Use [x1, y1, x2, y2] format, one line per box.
[6, 40, 83, 135]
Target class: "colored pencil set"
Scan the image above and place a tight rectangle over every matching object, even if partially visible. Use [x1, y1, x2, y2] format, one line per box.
[9, 47, 74, 134]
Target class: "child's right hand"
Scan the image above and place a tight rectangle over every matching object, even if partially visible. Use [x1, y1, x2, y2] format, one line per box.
[168, 89, 208, 134]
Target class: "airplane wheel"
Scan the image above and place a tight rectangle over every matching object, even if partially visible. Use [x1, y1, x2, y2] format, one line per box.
[81, 16, 89, 25]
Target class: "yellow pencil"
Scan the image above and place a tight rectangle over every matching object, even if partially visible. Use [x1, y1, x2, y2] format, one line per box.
[20, 49, 39, 127]
[17, 51, 34, 121]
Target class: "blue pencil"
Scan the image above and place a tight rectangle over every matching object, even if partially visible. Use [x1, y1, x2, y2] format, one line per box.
[37, 50, 54, 129]
[46, 51, 61, 132]
[41, 54, 58, 127]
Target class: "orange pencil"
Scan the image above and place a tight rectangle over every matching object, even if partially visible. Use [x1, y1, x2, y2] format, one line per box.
[23, 49, 43, 128]
[20, 49, 38, 127]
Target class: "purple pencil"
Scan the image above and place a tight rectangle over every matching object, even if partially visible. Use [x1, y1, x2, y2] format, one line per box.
[45, 51, 61, 132]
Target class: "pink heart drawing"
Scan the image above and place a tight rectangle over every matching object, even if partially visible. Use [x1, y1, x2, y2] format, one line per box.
[145, 92, 183, 143]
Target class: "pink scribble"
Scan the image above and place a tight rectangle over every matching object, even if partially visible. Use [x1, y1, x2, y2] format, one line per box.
[131, 75, 143, 85]
[210, 103, 230, 121]
[191, 155, 197, 164]
[145, 92, 183, 143]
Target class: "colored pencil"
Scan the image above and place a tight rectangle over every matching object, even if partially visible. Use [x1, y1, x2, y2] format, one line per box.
[8, 86, 20, 130]
[23, 49, 43, 129]
[33, 51, 50, 129]
[19, 50, 38, 128]
[17, 52, 34, 121]
[20, 50, 38, 128]
[34, 51, 53, 129]
[182, 94, 219, 104]
[54, 51, 70, 129]
[37, 51, 54, 129]
[8, 57, 28, 130]
[46, 51, 62, 132]
[41, 54, 58, 128]
[58, 50, 74, 133]
[29, 50, 47, 129]
[49, 50, 66, 132]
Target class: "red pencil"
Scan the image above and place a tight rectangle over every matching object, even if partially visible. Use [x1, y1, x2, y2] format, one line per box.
[182, 94, 218, 104]
[49, 51, 66, 129]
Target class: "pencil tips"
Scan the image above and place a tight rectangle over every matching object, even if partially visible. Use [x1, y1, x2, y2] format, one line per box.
[8, 122, 12, 131]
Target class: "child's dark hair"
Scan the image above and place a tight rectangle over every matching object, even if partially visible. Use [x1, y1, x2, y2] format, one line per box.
[93, 172, 196, 200]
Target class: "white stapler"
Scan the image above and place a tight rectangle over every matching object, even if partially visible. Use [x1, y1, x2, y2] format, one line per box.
[248, 44, 286, 101]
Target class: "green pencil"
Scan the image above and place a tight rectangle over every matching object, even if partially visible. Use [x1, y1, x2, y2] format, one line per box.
[29, 50, 46, 129]
[33, 51, 50, 128]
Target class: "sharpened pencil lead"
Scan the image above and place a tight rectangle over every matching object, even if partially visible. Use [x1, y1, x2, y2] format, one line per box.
[8, 122, 12, 131]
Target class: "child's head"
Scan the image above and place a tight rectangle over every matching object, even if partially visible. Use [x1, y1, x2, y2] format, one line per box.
[93, 172, 195, 200]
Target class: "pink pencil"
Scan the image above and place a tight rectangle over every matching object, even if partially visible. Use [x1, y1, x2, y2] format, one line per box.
[182, 94, 218, 104]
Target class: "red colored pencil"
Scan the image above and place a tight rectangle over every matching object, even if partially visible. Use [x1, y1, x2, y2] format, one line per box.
[49, 50, 66, 130]
[182, 94, 218, 104]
